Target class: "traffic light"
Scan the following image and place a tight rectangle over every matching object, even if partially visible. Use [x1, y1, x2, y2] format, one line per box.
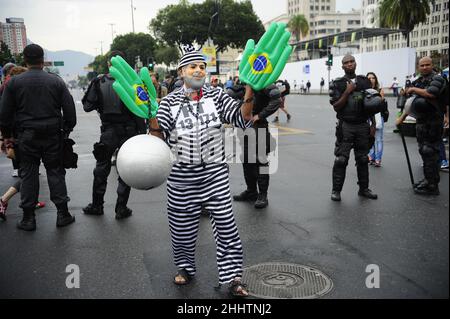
[326, 53, 333, 66]
[148, 58, 154, 71]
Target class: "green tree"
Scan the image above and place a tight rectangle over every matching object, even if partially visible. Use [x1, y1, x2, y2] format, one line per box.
[288, 14, 309, 61]
[77, 75, 89, 88]
[150, 1, 199, 48]
[379, 0, 432, 47]
[87, 71, 98, 81]
[89, 54, 108, 75]
[149, 0, 265, 53]
[110, 32, 157, 67]
[154, 45, 180, 67]
[12, 53, 25, 66]
[0, 41, 13, 66]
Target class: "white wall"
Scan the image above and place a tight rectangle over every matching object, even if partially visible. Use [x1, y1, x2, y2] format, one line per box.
[280, 47, 417, 90]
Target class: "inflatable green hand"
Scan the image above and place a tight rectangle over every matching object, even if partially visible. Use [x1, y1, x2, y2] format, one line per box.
[239, 22, 293, 91]
[109, 55, 159, 119]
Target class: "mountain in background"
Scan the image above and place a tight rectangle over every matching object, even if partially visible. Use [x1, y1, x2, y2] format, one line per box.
[43, 49, 94, 81]
[27, 37, 94, 81]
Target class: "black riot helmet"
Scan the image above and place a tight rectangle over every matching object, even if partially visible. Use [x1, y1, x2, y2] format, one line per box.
[363, 88, 384, 116]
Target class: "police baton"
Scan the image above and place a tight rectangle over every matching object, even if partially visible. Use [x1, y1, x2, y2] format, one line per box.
[398, 124, 415, 187]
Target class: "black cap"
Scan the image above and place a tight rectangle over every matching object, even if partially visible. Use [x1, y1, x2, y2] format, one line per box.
[23, 44, 44, 59]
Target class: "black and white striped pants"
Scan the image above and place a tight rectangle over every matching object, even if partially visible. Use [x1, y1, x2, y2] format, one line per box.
[167, 164, 244, 285]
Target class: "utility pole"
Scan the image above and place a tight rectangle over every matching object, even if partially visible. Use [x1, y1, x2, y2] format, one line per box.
[131, 0, 135, 33]
[108, 23, 116, 43]
[99, 41, 103, 55]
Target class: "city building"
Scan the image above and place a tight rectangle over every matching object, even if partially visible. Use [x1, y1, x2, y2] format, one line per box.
[266, 1, 361, 60]
[288, 0, 337, 19]
[0, 18, 27, 55]
[361, 0, 449, 67]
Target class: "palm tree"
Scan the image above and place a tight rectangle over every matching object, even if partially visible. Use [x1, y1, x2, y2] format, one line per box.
[288, 14, 309, 60]
[379, 0, 432, 47]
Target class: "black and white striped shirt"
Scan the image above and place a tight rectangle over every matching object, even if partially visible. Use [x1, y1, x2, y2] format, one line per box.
[157, 85, 251, 185]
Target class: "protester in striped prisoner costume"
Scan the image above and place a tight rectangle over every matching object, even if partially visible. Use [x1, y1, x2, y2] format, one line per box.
[149, 46, 254, 297]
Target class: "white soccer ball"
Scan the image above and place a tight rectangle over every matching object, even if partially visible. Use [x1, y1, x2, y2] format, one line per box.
[116, 134, 173, 190]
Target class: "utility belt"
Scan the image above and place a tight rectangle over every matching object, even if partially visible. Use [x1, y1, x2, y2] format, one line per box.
[17, 123, 62, 136]
[338, 117, 368, 125]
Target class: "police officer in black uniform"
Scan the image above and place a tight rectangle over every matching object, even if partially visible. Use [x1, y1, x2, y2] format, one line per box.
[0, 44, 77, 231]
[82, 50, 146, 219]
[228, 81, 281, 208]
[329, 54, 378, 202]
[407, 57, 448, 195]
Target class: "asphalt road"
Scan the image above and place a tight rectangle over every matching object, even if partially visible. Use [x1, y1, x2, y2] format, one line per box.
[0, 89, 448, 299]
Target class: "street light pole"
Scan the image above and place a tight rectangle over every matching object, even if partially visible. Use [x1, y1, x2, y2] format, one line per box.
[131, 0, 135, 33]
[99, 41, 103, 55]
[108, 23, 116, 43]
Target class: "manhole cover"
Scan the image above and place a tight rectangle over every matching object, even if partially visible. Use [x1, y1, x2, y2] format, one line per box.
[242, 263, 333, 299]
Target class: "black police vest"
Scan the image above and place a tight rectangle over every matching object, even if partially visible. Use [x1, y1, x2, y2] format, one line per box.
[337, 91, 367, 123]
[97, 75, 125, 116]
[334, 76, 369, 123]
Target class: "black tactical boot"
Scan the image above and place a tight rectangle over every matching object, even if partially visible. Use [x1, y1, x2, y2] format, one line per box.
[83, 203, 104, 215]
[233, 190, 258, 202]
[358, 188, 378, 199]
[56, 203, 75, 227]
[254, 193, 268, 209]
[17, 209, 36, 231]
[413, 179, 427, 189]
[414, 184, 440, 196]
[115, 205, 132, 220]
[331, 191, 341, 202]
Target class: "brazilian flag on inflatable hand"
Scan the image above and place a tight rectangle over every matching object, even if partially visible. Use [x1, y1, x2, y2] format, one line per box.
[239, 22, 293, 91]
[108, 56, 159, 119]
